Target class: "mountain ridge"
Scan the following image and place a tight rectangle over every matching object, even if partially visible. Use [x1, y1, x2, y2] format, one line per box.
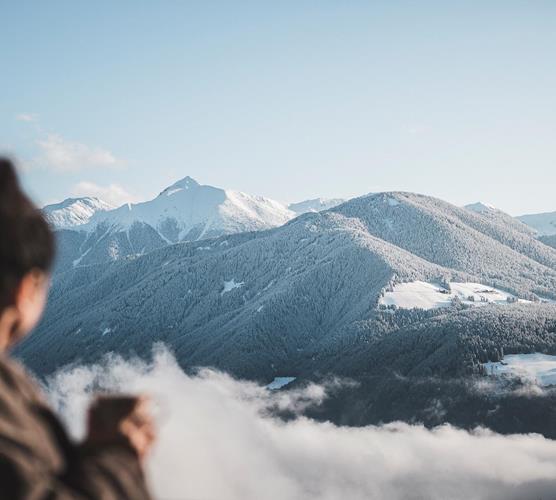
[25, 187, 556, 438]
[43, 197, 114, 229]
[518, 210, 556, 236]
[19, 190, 556, 379]
[50, 177, 296, 268]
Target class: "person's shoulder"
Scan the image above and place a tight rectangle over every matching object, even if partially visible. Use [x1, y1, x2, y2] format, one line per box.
[0, 354, 45, 404]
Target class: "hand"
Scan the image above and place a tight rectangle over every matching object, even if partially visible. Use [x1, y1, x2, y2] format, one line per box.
[118, 396, 156, 461]
[86, 394, 156, 462]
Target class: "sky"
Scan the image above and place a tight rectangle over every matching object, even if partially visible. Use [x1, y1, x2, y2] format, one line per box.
[1, 1, 555, 215]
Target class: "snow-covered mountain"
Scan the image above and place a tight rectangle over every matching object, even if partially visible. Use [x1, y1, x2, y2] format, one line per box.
[19, 189, 556, 435]
[336, 193, 556, 289]
[43, 197, 113, 229]
[518, 211, 556, 236]
[20, 190, 556, 376]
[85, 176, 295, 240]
[52, 176, 295, 268]
[465, 201, 499, 214]
[288, 198, 346, 215]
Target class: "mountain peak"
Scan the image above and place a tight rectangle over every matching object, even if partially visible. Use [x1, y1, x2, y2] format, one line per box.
[288, 197, 346, 214]
[465, 202, 497, 214]
[159, 176, 200, 197]
[78, 176, 294, 248]
[44, 196, 106, 210]
[43, 197, 113, 229]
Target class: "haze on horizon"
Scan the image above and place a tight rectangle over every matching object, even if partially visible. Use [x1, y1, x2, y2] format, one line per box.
[1, 1, 554, 215]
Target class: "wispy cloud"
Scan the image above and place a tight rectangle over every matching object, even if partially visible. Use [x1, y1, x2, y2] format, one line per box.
[14, 113, 123, 173]
[16, 112, 38, 123]
[70, 181, 135, 207]
[36, 133, 120, 172]
[45, 346, 556, 500]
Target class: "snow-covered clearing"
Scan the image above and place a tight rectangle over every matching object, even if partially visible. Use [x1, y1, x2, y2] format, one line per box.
[221, 279, 244, 295]
[266, 377, 297, 390]
[484, 353, 556, 387]
[387, 197, 400, 207]
[379, 281, 522, 310]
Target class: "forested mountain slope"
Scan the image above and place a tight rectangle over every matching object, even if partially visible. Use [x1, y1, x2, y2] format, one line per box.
[18, 191, 556, 436]
[323, 303, 556, 378]
[333, 192, 556, 298]
[540, 235, 556, 250]
[19, 210, 465, 377]
[465, 201, 535, 237]
[18, 192, 556, 381]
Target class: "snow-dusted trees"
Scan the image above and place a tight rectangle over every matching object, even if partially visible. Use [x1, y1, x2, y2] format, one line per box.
[19, 190, 556, 385]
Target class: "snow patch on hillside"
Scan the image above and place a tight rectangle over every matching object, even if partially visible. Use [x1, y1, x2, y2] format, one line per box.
[484, 354, 556, 387]
[380, 281, 521, 310]
[387, 197, 400, 207]
[72, 248, 91, 267]
[165, 188, 183, 196]
[221, 279, 244, 295]
[266, 377, 296, 390]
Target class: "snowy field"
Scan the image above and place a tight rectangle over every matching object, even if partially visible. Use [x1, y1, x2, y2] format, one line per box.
[221, 279, 244, 295]
[379, 281, 523, 310]
[484, 353, 556, 387]
[266, 377, 297, 390]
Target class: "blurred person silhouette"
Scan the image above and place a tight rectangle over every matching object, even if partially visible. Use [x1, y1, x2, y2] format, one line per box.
[0, 157, 154, 499]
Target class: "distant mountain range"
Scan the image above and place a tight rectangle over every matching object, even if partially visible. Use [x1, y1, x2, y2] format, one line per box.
[81, 176, 295, 238]
[27, 181, 556, 436]
[517, 210, 556, 236]
[288, 198, 345, 214]
[44, 182, 555, 266]
[44, 177, 345, 269]
[44, 178, 346, 233]
[36, 184, 556, 377]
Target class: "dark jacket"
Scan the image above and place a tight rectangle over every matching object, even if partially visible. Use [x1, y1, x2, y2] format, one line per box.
[0, 355, 152, 500]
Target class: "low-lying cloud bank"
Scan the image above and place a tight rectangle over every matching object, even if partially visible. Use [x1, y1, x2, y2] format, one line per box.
[45, 346, 556, 500]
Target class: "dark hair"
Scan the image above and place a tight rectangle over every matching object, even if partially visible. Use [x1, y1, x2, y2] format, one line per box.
[0, 158, 55, 311]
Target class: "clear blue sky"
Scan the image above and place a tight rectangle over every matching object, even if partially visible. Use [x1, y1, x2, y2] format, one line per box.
[1, 1, 554, 215]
